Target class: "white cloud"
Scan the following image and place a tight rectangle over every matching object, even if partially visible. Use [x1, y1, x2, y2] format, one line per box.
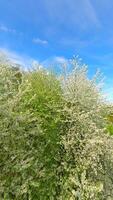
[0, 48, 38, 70]
[33, 38, 48, 45]
[0, 25, 16, 33]
[41, 56, 69, 73]
[0, 49, 68, 73]
[42, 56, 68, 66]
[54, 56, 68, 64]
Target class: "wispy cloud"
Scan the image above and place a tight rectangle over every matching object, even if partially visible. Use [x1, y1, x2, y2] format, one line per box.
[0, 48, 38, 69]
[42, 56, 68, 66]
[41, 56, 69, 73]
[84, 0, 100, 26]
[60, 37, 94, 49]
[44, 0, 100, 30]
[33, 38, 48, 45]
[54, 56, 68, 64]
[0, 25, 16, 34]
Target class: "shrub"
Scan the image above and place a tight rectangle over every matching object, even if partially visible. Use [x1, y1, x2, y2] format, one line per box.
[1, 59, 113, 199]
[59, 60, 113, 199]
[0, 64, 63, 199]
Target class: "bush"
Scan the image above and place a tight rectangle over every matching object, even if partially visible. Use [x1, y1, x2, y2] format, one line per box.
[59, 60, 113, 199]
[0, 65, 63, 199]
[0, 59, 113, 199]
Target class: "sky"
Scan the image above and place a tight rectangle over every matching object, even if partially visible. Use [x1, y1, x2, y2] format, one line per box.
[0, 0, 113, 101]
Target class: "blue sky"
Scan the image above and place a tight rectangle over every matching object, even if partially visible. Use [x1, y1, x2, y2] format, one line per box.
[0, 0, 113, 100]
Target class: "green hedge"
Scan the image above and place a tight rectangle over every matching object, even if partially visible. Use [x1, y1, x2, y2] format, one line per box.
[1, 60, 113, 199]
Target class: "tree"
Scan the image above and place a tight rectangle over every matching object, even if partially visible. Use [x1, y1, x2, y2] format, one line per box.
[59, 59, 113, 199]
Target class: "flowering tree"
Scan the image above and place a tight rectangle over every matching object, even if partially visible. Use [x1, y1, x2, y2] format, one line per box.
[59, 59, 113, 199]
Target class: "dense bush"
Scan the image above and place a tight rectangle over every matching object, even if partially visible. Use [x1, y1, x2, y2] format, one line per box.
[59, 62, 113, 199]
[0, 59, 113, 199]
[0, 64, 63, 199]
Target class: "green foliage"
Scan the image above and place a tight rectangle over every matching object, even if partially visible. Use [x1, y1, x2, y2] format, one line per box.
[1, 59, 113, 199]
[106, 113, 113, 135]
[107, 124, 113, 135]
[0, 65, 63, 199]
